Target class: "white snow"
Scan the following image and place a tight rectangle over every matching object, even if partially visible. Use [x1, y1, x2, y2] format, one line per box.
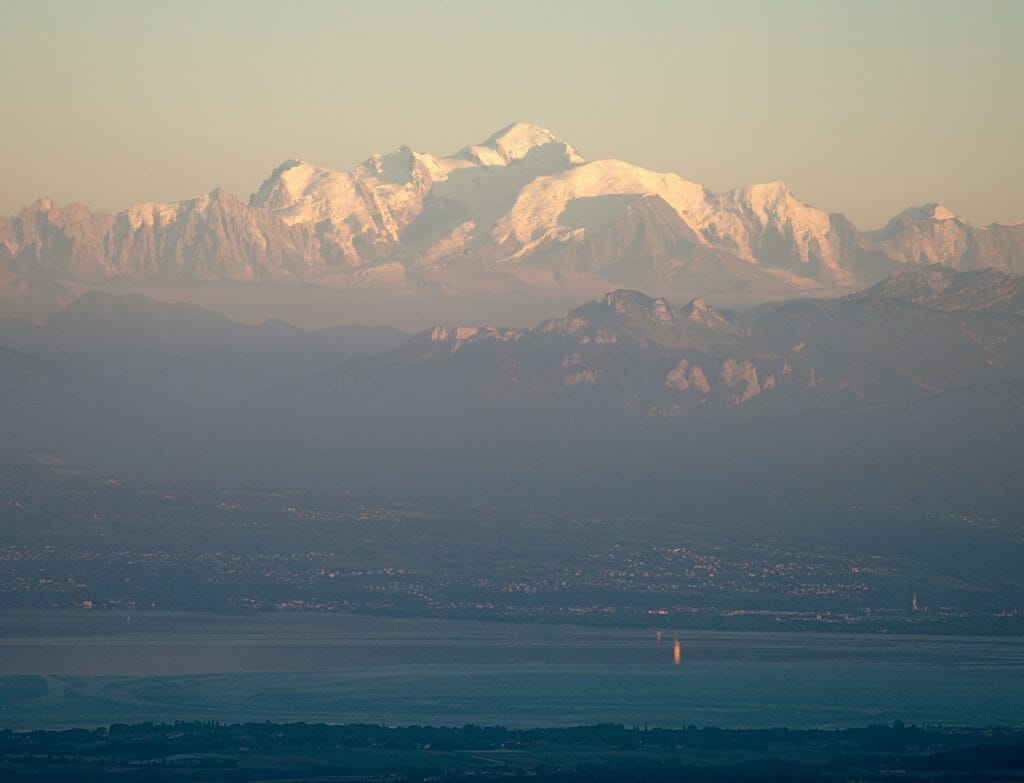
[456, 122, 585, 166]
[493, 159, 709, 250]
[245, 123, 853, 286]
[124, 201, 184, 229]
[250, 123, 585, 261]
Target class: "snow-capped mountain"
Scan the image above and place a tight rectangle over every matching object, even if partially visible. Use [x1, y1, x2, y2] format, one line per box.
[3, 122, 1023, 309]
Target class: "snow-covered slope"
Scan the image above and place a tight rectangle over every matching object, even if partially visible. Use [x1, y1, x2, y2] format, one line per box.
[239, 123, 929, 293]
[250, 122, 586, 268]
[3, 122, 1023, 306]
[243, 123, 870, 296]
[456, 121, 585, 167]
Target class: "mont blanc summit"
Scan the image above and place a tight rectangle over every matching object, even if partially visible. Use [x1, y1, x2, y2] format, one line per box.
[3, 123, 1023, 309]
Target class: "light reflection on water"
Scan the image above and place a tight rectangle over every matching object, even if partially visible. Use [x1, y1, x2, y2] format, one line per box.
[1, 611, 1022, 730]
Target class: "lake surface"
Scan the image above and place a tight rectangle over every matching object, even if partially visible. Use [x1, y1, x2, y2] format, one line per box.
[1, 610, 1022, 730]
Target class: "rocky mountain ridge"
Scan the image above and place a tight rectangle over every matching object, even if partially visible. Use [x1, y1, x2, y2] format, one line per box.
[3, 266, 1023, 518]
[3, 123, 1023, 309]
[389, 266, 1022, 419]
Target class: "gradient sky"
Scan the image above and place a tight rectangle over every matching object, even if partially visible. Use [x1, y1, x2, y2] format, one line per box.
[1, 0, 1022, 229]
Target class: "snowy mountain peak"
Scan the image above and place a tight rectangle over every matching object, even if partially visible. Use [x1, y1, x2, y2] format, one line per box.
[8, 122, 1024, 306]
[250, 159, 325, 211]
[458, 122, 585, 166]
[723, 181, 802, 216]
[746, 180, 789, 198]
[486, 121, 558, 148]
[926, 204, 958, 222]
[355, 145, 432, 185]
[896, 203, 961, 223]
[264, 158, 307, 182]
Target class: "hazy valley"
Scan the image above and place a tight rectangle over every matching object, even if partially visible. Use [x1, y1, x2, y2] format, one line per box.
[2, 266, 1023, 635]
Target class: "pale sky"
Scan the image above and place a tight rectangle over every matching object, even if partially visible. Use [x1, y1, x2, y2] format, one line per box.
[1, 0, 1022, 229]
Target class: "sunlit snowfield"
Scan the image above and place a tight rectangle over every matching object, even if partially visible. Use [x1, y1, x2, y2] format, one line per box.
[2, 611, 1022, 730]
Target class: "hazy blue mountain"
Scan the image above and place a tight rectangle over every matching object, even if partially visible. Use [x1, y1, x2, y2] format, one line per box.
[153, 266, 1024, 523]
[2, 268, 1022, 525]
[0, 292, 407, 467]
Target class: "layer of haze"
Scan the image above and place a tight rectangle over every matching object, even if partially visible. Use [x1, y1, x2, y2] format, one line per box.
[1, 0, 1022, 229]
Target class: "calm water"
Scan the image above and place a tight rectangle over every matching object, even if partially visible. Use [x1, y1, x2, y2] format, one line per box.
[1, 610, 1022, 730]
